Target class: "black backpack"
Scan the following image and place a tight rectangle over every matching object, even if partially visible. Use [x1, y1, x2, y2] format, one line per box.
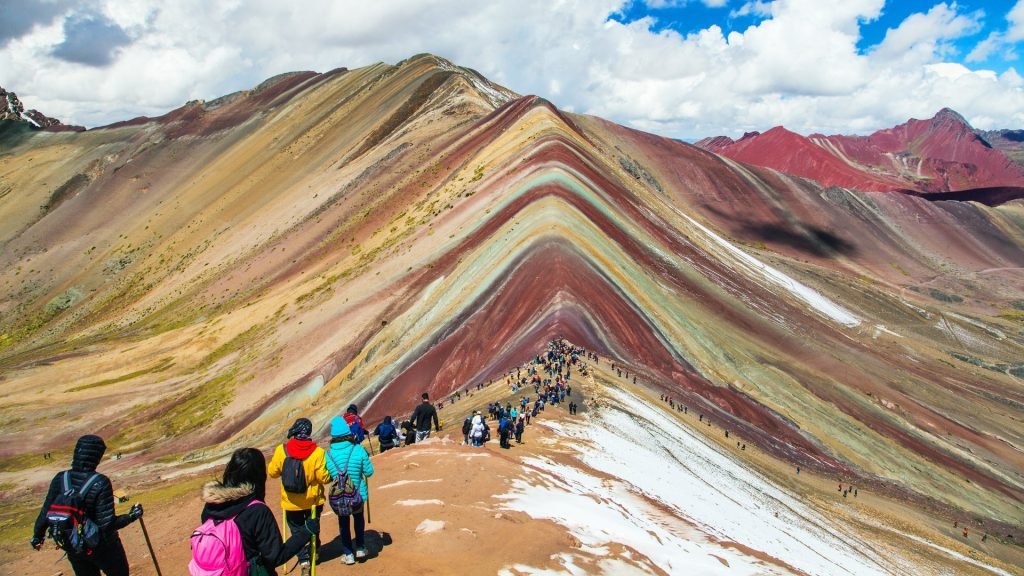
[462, 417, 472, 435]
[46, 471, 101, 554]
[281, 452, 308, 494]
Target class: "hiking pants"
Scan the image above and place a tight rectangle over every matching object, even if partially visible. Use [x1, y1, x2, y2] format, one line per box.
[67, 537, 129, 576]
[286, 505, 323, 564]
[338, 506, 366, 554]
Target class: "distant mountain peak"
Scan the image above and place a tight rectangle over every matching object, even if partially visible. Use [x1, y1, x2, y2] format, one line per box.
[932, 107, 969, 126]
[695, 108, 1024, 193]
[0, 85, 84, 132]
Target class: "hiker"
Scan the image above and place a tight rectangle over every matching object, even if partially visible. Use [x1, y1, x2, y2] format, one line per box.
[343, 404, 367, 444]
[515, 417, 525, 443]
[267, 418, 331, 575]
[325, 416, 374, 565]
[498, 416, 511, 449]
[470, 412, 487, 446]
[193, 448, 317, 575]
[401, 419, 416, 445]
[32, 435, 143, 576]
[462, 414, 473, 445]
[374, 416, 400, 453]
[411, 392, 440, 442]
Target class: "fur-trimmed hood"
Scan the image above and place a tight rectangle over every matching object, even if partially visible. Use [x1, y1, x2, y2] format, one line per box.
[202, 481, 254, 504]
[200, 481, 258, 521]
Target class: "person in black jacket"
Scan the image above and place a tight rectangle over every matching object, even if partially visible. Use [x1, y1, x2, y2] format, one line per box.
[410, 392, 439, 442]
[200, 447, 316, 575]
[31, 434, 142, 576]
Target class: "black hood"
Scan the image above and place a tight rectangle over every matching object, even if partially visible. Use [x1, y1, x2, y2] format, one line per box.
[72, 435, 106, 472]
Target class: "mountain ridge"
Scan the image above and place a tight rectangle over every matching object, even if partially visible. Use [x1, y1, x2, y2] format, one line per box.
[697, 108, 1024, 195]
[0, 54, 1022, 573]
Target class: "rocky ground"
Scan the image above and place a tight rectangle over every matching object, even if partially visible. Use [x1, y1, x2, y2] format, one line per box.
[4, 360, 1021, 575]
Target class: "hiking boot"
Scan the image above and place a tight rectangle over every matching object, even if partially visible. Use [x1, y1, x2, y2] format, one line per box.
[342, 553, 356, 565]
[300, 562, 311, 576]
[355, 548, 367, 559]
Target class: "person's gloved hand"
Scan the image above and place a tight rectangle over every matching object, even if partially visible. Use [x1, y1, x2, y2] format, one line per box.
[128, 503, 144, 521]
[30, 536, 44, 550]
[304, 516, 320, 537]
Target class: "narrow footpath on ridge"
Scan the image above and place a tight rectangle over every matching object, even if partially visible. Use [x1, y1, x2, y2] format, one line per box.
[6, 339, 1022, 575]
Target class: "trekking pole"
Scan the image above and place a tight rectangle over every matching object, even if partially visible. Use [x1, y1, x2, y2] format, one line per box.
[365, 435, 375, 456]
[138, 516, 163, 576]
[310, 492, 319, 576]
[365, 479, 372, 525]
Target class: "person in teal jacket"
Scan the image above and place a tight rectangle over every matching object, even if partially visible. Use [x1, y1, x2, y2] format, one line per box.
[324, 416, 374, 565]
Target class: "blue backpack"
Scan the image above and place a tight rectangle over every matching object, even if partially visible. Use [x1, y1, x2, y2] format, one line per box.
[377, 422, 397, 447]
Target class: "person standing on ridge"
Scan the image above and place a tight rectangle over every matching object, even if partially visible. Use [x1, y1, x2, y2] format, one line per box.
[411, 393, 439, 442]
[373, 416, 400, 452]
[267, 418, 330, 576]
[32, 435, 143, 576]
[195, 448, 316, 575]
[324, 417, 374, 565]
[343, 404, 366, 444]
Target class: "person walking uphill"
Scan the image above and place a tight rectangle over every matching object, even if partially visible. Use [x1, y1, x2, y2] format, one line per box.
[324, 417, 374, 565]
[32, 434, 143, 576]
[411, 392, 440, 442]
[267, 418, 331, 576]
[192, 448, 317, 575]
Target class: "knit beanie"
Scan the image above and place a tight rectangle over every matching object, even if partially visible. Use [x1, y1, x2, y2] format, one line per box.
[287, 418, 313, 440]
[330, 415, 351, 438]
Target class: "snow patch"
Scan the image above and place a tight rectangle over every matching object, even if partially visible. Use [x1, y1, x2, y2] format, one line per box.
[501, 386, 899, 575]
[415, 519, 446, 534]
[676, 209, 861, 327]
[376, 478, 443, 490]
[395, 499, 445, 506]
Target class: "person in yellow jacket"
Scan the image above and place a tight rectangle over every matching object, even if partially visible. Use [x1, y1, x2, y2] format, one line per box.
[267, 418, 330, 576]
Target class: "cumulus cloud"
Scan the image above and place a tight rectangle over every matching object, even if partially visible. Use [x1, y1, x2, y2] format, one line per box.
[730, 1, 772, 18]
[643, 0, 728, 7]
[50, 12, 132, 65]
[0, 0, 74, 46]
[967, 0, 1024, 63]
[872, 2, 983, 62]
[1009, 0, 1024, 41]
[1, 0, 1022, 137]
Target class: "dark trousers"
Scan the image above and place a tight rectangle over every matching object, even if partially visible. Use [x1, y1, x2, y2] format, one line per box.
[67, 537, 129, 576]
[338, 506, 366, 554]
[286, 505, 322, 563]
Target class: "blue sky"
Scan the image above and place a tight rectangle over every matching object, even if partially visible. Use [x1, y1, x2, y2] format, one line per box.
[610, 0, 1021, 72]
[1, 0, 1022, 138]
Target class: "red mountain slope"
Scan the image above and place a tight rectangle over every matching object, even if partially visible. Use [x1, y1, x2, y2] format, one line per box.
[697, 108, 1024, 193]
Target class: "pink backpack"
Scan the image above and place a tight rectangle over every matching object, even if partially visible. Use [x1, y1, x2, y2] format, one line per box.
[189, 500, 262, 576]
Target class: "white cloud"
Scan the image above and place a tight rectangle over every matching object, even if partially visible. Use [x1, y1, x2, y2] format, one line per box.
[872, 3, 983, 62]
[730, 1, 772, 18]
[642, 0, 728, 7]
[1008, 0, 1024, 41]
[0, 0, 1022, 138]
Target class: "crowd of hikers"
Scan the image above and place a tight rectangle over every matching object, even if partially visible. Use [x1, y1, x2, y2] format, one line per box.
[31, 338, 592, 575]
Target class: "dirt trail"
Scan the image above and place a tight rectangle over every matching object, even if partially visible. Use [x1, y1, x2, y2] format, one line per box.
[3, 381, 589, 575]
